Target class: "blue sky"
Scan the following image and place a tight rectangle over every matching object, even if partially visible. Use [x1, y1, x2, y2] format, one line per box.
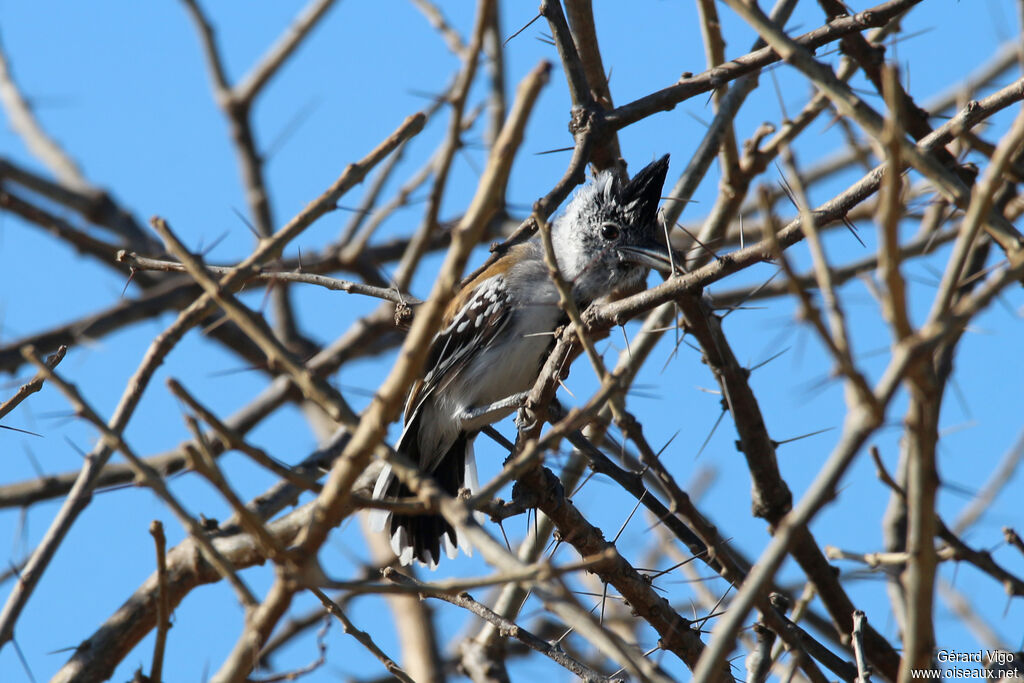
[1, 1, 1022, 681]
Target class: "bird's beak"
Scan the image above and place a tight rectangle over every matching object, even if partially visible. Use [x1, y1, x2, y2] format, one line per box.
[617, 241, 677, 274]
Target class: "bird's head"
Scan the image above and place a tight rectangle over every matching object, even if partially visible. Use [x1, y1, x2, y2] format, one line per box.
[552, 154, 672, 305]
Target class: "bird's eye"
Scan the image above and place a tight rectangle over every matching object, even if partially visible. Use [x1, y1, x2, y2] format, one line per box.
[601, 222, 621, 241]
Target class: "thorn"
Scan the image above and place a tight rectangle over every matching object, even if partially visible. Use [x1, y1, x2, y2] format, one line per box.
[62, 436, 88, 458]
[232, 207, 259, 239]
[841, 215, 866, 247]
[620, 325, 632, 360]
[774, 426, 835, 446]
[569, 470, 596, 498]
[201, 230, 230, 256]
[611, 492, 645, 544]
[120, 268, 136, 298]
[686, 110, 711, 128]
[654, 431, 679, 460]
[695, 409, 726, 459]
[676, 222, 720, 263]
[599, 582, 609, 626]
[748, 346, 792, 372]
[21, 444, 45, 479]
[258, 278, 276, 313]
[503, 12, 542, 46]
[265, 96, 321, 159]
[557, 378, 576, 398]
[497, 520, 513, 551]
[0, 424, 42, 437]
[534, 146, 575, 156]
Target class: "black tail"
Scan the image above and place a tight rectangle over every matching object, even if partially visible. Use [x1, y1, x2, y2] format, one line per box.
[385, 432, 468, 567]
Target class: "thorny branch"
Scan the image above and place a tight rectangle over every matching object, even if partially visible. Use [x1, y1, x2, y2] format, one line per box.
[1, 2, 1023, 683]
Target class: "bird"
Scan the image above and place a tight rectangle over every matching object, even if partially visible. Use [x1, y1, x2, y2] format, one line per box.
[369, 155, 673, 567]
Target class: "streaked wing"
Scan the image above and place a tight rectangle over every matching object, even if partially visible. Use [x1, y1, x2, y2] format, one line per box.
[404, 274, 511, 421]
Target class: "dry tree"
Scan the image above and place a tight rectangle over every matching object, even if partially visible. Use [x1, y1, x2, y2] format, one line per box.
[1, 1, 1022, 682]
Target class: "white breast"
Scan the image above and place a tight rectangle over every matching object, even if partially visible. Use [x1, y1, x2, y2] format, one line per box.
[448, 250, 562, 432]
[413, 244, 564, 458]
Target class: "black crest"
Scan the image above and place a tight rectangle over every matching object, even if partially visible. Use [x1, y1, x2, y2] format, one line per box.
[620, 154, 670, 229]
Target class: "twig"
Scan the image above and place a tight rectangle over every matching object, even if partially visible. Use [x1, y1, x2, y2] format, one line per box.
[564, 430, 845, 682]
[337, 78, 473, 259]
[0, 32, 88, 190]
[181, 415, 289, 561]
[19, 346, 258, 609]
[720, 0, 1024, 255]
[711, 224, 959, 309]
[927, 105, 1024, 322]
[234, 0, 339, 105]
[876, 64, 914, 341]
[511, 456, 726, 679]
[733, 38, 1020, 228]
[745, 622, 775, 683]
[587, 75, 1024, 329]
[0, 188, 140, 276]
[675, 289, 898, 678]
[152, 216, 358, 425]
[0, 345, 66, 421]
[482, 1, 506, 148]
[539, 0, 593, 111]
[852, 611, 871, 683]
[342, 398, 671, 680]
[148, 521, 170, 683]
[1004, 528, 1024, 558]
[693, 0, 742, 191]
[181, 0, 340, 343]
[390, 0, 493, 290]
[871, 446, 1024, 598]
[562, 0, 624, 173]
[166, 378, 321, 494]
[116, 251, 420, 306]
[606, 0, 925, 130]
[0, 226, 438, 377]
[318, 550, 614, 596]
[0, 156, 152, 249]
[779, 145, 875, 406]
[0, 309, 396, 510]
[309, 588, 416, 683]
[384, 570, 621, 682]
[825, 546, 956, 567]
[50, 471, 378, 682]
[251, 616, 329, 683]
[366, 450, 669, 680]
[210, 33, 549, 683]
[953, 430, 1024, 534]
[0, 113, 424, 651]
[410, 0, 466, 57]
[691, 248, 1024, 683]
[297, 53, 548, 555]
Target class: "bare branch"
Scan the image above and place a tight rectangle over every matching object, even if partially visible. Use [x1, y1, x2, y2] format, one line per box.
[310, 588, 416, 683]
[385, 569, 622, 682]
[234, 0, 339, 105]
[0, 345, 65, 422]
[148, 521, 170, 683]
[0, 32, 87, 190]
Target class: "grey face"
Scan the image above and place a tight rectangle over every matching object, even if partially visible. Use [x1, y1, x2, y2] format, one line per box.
[553, 155, 672, 305]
